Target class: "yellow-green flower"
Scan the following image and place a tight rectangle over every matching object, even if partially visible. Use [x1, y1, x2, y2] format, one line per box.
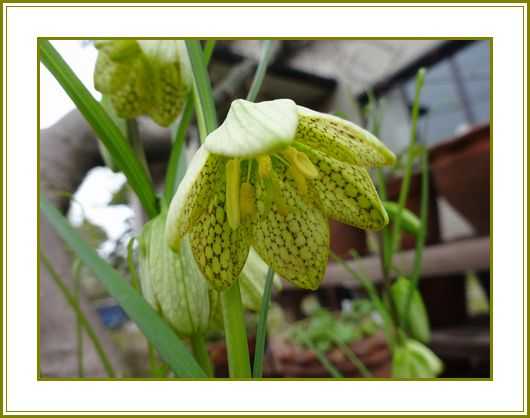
[139, 211, 210, 336]
[94, 40, 191, 127]
[166, 99, 395, 291]
[139, 212, 280, 334]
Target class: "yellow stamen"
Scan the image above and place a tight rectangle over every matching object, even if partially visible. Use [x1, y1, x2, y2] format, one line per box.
[283, 147, 319, 179]
[271, 175, 289, 216]
[226, 159, 241, 229]
[257, 155, 272, 179]
[288, 166, 307, 195]
[240, 182, 256, 219]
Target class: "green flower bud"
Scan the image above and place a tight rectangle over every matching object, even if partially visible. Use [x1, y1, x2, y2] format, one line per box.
[392, 338, 443, 378]
[138, 211, 209, 336]
[382, 201, 421, 236]
[94, 40, 191, 127]
[389, 277, 431, 343]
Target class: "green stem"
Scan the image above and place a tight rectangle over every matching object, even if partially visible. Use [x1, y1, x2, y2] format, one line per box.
[38, 39, 158, 218]
[333, 338, 372, 378]
[163, 41, 216, 203]
[246, 40, 276, 102]
[163, 100, 193, 203]
[296, 332, 343, 378]
[190, 334, 213, 377]
[185, 40, 218, 140]
[186, 39, 252, 378]
[126, 237, 140, 291]
[252, 267, 274, 378]
[127, 237, 159, 377]
[404, 147, 429, 332]
[331, 251, 395, 349]
[246, 40, 278, 378]
[221, 282, 252, 378]
[387, 68, 425, 275]
[72, 258, 84, 377]
[126, 118, 152, 182]
[40, 252, 116, 377]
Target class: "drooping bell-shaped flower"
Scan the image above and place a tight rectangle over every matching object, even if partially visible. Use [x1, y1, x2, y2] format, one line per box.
[139, 212, 280, 334]
[389, 277, 431, 343]
[138, 211, 209, 336]
[166, 99, 395, 291]
[94, 40, 191, 127]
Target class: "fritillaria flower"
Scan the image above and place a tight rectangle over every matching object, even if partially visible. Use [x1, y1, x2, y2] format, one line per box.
[139, 211, 210, 336]
[139, 212, 279, 335]
[94, 40, 191, 127]
[166, 99, 395, 291]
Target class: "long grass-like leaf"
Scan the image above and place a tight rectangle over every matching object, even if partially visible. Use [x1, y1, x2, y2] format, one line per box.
[185, 40, 251, 378]
[331, 252, 395, 348]
[246, 40, 276, 102]
[333, 338, 372, 378]
[38, 39, 158, 218]
[252, 267, 274, 378]
[387, 68, 426, 271]
[244, 40, 279, 378]
[41, 252, 116, 377]
[163, 41, 217, 203]
[72, 258, 84, 377]
[404, 147, 429, 332]
[185, 40, 218, 140]
[41, 196, 206, 378]
[296, 333, 343, 378]
[163, 100, 194, 204]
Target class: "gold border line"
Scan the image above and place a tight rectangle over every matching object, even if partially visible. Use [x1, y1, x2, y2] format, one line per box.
[0, 1, 523, 415]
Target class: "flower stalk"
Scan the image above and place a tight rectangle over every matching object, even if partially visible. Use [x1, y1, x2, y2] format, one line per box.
[184, 40, 251, 378]
[190, 334, 213, 377]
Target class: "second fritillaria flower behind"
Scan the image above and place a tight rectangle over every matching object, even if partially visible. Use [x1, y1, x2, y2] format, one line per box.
[166, 99, 396, 291]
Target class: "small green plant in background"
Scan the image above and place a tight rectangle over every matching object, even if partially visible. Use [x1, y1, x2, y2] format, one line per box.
[286, 297, 382, 378]
[330, 68, 443, 378]
[39, 39, 437, 380]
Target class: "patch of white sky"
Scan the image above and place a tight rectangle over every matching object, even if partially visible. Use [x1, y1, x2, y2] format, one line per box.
[41, 40, 133, 247]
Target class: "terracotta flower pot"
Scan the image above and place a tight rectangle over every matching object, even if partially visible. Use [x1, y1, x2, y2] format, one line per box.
[386, 171, 441, 250]
[269, 330, 391, 378]
[429, 123, 490, 236]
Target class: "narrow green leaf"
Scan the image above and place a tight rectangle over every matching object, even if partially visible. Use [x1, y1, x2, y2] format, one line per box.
[331, 251, 395, 348]
[248, 40, 278, 378]
[41, 196, 206, 378]
[185, 40, 251, 378]
[405, 147, 430, 333]
[387, 68, 426, 264]
[41, 252, 116, 377]
[246, 40, 276, 102]
[163, 41, 216, 203]
[296, 332, 343, 378]
[72, 258, 84, 377]
[252, 267, 274, 378]
[333, 338, 372, 378]
[164, 100, 194, 204]
[185, 40, 218, 140]
[38, 39, 158, 218]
